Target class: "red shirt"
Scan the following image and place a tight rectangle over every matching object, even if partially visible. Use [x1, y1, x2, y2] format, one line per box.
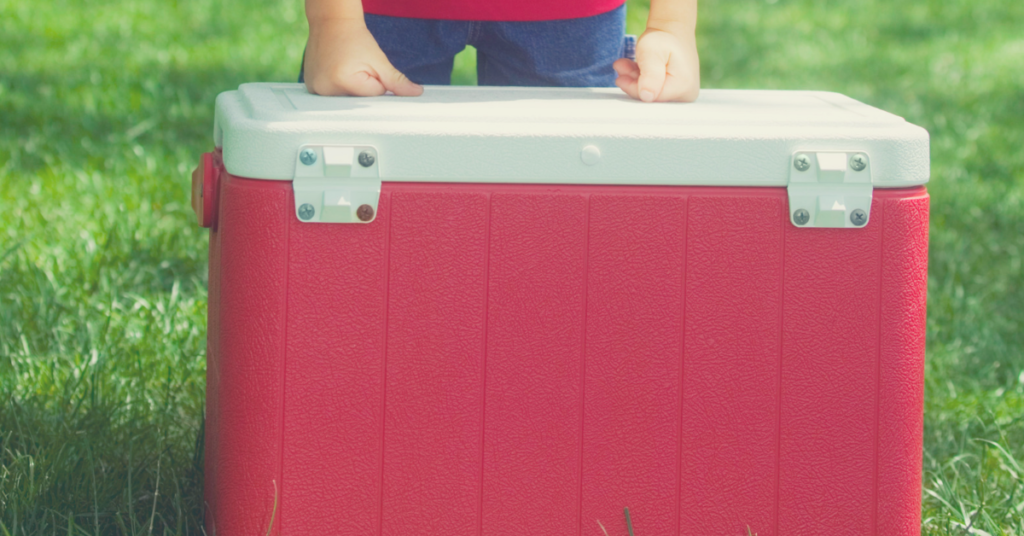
[362, 0, 625, 22]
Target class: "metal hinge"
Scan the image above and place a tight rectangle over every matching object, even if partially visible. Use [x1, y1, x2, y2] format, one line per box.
[787, 151, 872, 228]
[292, 145, 380, 224]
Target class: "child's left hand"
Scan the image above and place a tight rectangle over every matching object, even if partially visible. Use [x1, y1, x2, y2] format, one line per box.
[613, 26, 700, 103]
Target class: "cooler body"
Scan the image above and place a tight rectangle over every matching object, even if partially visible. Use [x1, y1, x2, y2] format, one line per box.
[199, 85, 930, 536]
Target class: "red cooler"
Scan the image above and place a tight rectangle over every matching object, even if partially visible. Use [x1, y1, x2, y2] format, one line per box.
[194, 84, 929, 536]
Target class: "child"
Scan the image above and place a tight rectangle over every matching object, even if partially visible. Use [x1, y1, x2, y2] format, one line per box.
[301, 0, 699, 102]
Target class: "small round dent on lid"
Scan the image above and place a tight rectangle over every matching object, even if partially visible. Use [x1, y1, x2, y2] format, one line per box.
[581, 145, 601, 166]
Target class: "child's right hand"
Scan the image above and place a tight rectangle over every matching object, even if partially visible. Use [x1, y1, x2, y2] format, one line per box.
[303, 19, 423, 97]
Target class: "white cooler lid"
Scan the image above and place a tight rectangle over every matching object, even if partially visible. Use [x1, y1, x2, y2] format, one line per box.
[214, 83, 929, 187]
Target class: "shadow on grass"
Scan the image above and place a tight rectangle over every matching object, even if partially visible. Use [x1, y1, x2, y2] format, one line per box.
[0, 394, 205, 536]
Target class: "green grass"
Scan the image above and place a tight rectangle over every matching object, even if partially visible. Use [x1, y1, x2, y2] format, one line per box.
[1, 0, 1022, 534]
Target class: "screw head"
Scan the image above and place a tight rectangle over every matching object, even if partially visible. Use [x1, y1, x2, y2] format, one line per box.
[300, 148, 317, 166]
[356, 204, 375, 222]
[850, 153, 867, 172]
[850, 208, 868, 226]
[793, 154, 811, 172]
[793, 209, 810, 226]
[298, 203, 315, 221]
[358, 151, 375, 168]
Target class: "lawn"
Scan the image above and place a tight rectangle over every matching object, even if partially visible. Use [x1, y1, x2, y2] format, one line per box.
[1, 0, 1022, 534]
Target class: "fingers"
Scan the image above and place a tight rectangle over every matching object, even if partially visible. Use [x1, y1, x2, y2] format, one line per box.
[309, 64, 422, 97]
[616, 30, 701, 103]
[613, 58, 640, 78]
[615, 73, 640, 100]
[657, 72, 700, 103]
[655, 46, 700, 103]
[613, 58, 641, 99]
[304, 23, 423, 98]
[315, 68, 387, 97]
[635, 41, 669, 103]
[379, 65, 424, 97]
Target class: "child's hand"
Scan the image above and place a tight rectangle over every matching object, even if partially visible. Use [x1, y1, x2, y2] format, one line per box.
[304, 19, 423, 97]
[613, 26, 700, 103]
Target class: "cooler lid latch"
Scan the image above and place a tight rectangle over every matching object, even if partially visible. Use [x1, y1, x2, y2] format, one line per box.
[787, 151, 873, 228]
[292, 145, 380, 224]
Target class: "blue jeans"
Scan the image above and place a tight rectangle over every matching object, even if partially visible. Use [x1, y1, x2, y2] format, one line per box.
[300, 4, 627, 87]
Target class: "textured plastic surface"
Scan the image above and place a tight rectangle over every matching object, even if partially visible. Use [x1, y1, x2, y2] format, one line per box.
[214, 84, 930, 187]
[204, 166, 929, 536]
[190, 152, 219, 228]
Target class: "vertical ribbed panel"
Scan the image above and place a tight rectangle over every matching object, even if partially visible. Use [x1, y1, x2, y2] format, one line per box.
[580, 193, 687, 536]
[481, 192, 588, 536]
[207, 175, 290, 536]
[877, 191, 929, 536]
[281, 194, 391, 535]
[777, 199, 884, 535]
[380, 189, 490, 536]
[679, 193, 785, 536]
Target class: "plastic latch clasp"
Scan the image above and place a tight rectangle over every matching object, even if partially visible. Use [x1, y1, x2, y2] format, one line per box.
[292, 145, 381, 224]
[787, 151, 873, 228]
